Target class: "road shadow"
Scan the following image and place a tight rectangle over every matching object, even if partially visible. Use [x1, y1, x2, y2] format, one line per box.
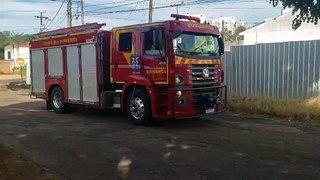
[1, 99, 227, 129]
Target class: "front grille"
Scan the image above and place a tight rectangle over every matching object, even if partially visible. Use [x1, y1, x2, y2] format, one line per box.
[190, 64, 218, 88]
[190, 64, 219, 109]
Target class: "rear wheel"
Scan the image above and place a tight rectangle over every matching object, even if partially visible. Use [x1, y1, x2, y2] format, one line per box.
[126, 89, 152, 126]
[50, 86, 68, 113]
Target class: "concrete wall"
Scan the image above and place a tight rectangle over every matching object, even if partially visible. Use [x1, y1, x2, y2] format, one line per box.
[4, 44, 30, 67]
[223, 40, 320, 98]
[0, 60, 14, 74]
[240, 12, 320, 45]
[4, 43, 31, 84]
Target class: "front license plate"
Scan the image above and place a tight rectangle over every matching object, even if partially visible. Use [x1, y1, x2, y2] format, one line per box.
[205, 107, 215, 114]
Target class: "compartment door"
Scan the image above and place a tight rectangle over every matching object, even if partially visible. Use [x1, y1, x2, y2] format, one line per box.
[81, 44, 98, 102]
[31, 50, 45, 94]
[66, 46, 80, 101]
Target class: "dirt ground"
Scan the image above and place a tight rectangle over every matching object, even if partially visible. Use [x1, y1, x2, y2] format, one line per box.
[0, 75, 21, 86]
[0, 87, 320, 179]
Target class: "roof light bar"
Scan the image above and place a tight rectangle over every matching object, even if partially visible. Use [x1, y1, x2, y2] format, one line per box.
[171, 14, 201, 23]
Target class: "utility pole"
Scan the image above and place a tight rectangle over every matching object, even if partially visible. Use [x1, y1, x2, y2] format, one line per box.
[174, 1, 184, 15]
[80, 0, 84, 25]
[148, 0, 153, 23]
[35, 11, 49, 32]
[67, 0, 72, 27]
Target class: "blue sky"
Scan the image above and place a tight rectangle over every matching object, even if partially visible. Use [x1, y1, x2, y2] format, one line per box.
[0, 0, 283, 34]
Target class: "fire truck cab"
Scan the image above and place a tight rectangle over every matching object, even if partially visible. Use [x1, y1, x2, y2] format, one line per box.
[30, 14, 227, 125]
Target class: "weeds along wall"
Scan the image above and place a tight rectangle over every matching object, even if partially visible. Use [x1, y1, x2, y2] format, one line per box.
[223, 40, 320, 98]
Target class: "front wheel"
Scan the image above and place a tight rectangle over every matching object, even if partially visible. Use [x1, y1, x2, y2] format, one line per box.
[50, 86, 68, 113]
[126, 89, 152, 126]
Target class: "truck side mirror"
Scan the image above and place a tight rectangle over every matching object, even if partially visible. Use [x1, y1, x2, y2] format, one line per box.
[218, 37, 224, 56]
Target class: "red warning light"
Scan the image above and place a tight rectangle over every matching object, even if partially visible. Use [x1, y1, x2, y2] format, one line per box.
[171, 14, 201, 23]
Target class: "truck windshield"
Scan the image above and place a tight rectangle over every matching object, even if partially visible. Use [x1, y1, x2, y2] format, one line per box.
[173, 32, 220, 57]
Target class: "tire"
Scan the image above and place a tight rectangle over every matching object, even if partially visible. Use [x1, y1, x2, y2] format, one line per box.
[126, 89, 152, 126]
[50, 86, 68, 114]
[46, 100, 53, 110]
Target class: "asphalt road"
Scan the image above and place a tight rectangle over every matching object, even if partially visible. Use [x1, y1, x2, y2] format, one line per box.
[0, 89, 320, 180]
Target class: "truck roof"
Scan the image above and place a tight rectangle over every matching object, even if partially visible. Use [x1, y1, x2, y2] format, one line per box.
[112, 20, 220, 36]
[32, 23, 106, 40]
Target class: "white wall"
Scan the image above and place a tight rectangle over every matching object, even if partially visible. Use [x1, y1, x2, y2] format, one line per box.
[4, 44, 31, 84]
[240, 12, 320, 45]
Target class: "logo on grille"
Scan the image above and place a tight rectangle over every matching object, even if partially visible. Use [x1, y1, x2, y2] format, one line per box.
[202, 68, 210, 79]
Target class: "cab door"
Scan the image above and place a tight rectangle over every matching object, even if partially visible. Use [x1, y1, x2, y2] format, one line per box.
[111, 30, 138, 83]
[139, 28, 168, 84]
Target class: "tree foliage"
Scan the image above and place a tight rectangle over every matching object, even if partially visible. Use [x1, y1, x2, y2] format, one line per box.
[0, 32, 32, 59]
[270, 0, 320, 30]
[221, 26, 246, 42]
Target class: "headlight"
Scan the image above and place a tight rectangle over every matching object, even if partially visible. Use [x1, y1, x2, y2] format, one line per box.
[175, 76, 184, 84]
[176, 90, 182, 97]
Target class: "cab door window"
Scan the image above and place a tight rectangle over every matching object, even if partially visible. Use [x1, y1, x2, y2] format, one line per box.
[119, 32, 132, 52]
[144, 29, 165, 57]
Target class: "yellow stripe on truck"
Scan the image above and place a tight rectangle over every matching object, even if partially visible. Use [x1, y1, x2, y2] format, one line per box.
[175, 57, 221, 65]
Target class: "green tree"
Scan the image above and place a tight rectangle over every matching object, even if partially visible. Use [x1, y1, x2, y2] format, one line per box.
[234, 26, 246, 36]
[269, 0, 320, 29]
[0, 32, 32, 59]
[221, 26, 246, 42]
[0, 31, 11, 59]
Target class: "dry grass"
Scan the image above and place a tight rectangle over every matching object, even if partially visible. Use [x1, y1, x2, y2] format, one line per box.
[228, 96, 320, 123]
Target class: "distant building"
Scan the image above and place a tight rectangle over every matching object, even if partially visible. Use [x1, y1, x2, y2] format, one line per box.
[4, 42, 31, 84]
[209, 16, 245, 33]
[4, 42, 30, 67]
[239, 10, 320, 45]
[190, 14, 207, 23]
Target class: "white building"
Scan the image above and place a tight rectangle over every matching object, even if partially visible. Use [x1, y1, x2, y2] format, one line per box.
[190, 14, 207, 23]
[4, 42, 31, 84]
[239, 10, 320, 45]
[209, 16, 244, 33]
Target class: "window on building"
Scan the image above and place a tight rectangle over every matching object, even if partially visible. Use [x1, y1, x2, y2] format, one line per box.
[119, 32, 132, 52]
[144, 29, 165, 57]
[7, 51, 11, 59]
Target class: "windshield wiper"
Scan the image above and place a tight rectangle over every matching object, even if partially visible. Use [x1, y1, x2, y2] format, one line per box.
[182, 50, 201, 55]
[177, 45, 201, 55]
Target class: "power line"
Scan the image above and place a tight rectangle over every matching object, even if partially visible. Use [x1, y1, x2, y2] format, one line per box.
[184, 6, 282, 9]
[0, 10, 41, 13]
[85, 0, 148, 13]
[83, 0, 143, 8]
[51, 11, 68, 28]
[57, 13, 68, 27]
[85, 3, 182, 16]
[46, 0, 66, 29]
[88, 14, 146, 22]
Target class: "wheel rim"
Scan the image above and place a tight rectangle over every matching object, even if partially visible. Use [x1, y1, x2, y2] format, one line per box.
[129, 97, 145, 120]
[52, 91, 63, 109]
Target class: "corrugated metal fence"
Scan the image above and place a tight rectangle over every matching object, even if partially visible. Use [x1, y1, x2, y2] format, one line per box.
[223, 40, 320, 98]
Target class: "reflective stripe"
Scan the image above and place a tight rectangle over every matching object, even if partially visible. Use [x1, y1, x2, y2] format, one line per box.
[175, 57, 221, 65]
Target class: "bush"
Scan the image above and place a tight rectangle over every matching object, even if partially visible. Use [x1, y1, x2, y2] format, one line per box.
[228, 96, 320, 123]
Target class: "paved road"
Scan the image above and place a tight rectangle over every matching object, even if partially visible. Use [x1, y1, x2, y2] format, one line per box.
[0, 90, 320, 180]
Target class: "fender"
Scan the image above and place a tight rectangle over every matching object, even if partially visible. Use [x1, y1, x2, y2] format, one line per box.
[123, 74, 153, 89]
[121, 75, 156, 114]
[45, 79, 67, 101]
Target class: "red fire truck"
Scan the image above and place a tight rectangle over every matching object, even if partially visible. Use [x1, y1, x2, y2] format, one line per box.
[30, 14, 227, 125]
